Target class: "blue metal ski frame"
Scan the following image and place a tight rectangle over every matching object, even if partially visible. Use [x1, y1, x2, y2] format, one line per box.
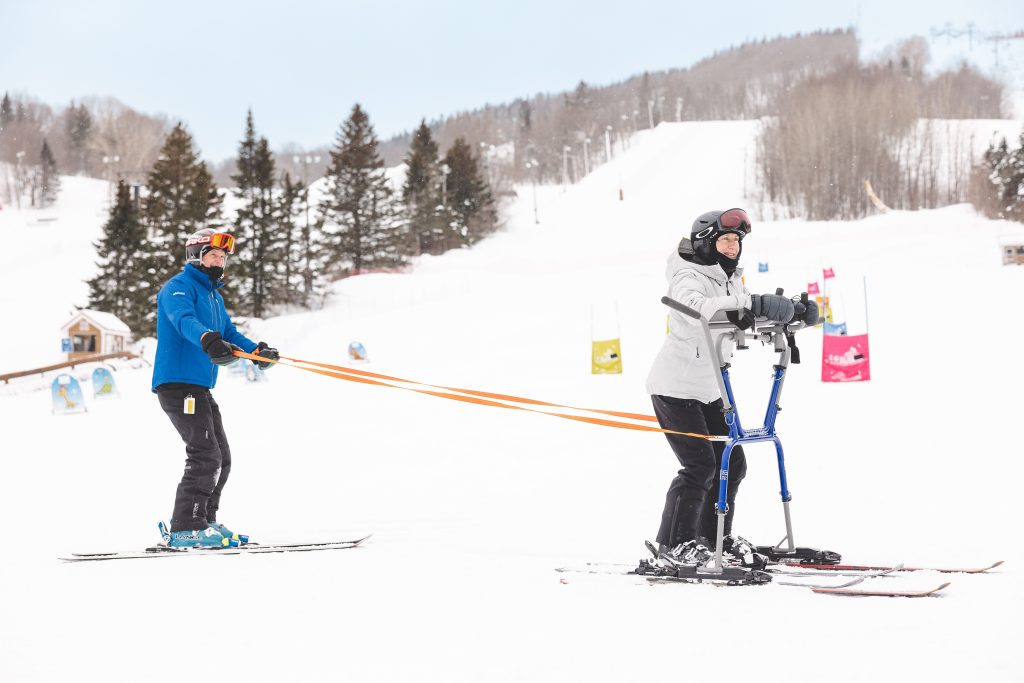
[660, 296, 804, 575]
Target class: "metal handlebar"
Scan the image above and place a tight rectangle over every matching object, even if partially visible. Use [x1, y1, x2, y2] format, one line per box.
[660, 295, 811, 411]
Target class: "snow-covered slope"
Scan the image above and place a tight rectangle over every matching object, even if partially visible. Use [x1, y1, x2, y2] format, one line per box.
[0, 176, 111, 370]
[2, 121, 1023, 682]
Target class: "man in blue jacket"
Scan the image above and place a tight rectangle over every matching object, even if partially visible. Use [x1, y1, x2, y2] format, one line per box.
[152, 228, 279, 548]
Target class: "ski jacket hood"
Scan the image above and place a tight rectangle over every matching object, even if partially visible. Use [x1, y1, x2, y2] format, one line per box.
[151, 264, 257, 391]
[645, 252, 751, 403]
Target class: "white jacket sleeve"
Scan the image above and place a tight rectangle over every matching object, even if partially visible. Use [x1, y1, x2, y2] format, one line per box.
[670, 271, 752, 324]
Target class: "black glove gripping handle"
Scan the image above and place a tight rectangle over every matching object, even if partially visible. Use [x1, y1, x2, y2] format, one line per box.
[660, 296, 702, 320]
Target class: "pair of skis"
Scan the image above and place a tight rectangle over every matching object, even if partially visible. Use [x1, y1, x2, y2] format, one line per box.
[557, 559, 1004, 597]
[60, 525, 372, 562]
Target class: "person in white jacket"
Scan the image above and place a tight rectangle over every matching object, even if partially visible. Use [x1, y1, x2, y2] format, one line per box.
[646, 208, 795, 567]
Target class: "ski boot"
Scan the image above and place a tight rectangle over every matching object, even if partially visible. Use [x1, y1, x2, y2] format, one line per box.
[209, 522, 250, 544]
[722, 534, 769, 570]
[167, 526, 240, 549]
[635, 539, 714, 576]
[657, 539, 714, 569]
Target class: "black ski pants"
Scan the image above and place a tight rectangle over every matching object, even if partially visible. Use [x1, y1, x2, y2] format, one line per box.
[157, 383, 232, 532]
[652, 395, 746, 548]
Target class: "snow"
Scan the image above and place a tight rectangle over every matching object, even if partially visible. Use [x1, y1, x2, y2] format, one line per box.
[2, 120, 1024, 682]
[0, 175, 111, 371]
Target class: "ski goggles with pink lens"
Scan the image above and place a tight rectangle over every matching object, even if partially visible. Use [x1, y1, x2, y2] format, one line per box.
[715, 208, 752, 237]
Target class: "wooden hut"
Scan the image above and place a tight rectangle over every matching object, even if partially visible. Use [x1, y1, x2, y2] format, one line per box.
[60, 310, 131, 362]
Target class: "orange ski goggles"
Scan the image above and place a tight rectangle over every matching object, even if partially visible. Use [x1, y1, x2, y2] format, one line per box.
[207, 232, 236, 254]
[186, 231, 237, 255]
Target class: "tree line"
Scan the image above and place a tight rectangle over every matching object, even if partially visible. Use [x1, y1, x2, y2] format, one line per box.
[86, 105, 496, 336]
[372, 31, 1003, 221]
[0, 93, 170, 208]
[755, 38, 1004, 220]
[1, 93, 64, 208]
[7, 27, 1011, 245]
[373, 29, 861, 190]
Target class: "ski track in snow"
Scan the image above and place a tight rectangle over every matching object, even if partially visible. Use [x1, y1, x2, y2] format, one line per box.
[1, 121, 1023, 682]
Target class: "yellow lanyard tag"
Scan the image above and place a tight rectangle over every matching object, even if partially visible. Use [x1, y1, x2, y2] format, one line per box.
[184, 394, 195, 415]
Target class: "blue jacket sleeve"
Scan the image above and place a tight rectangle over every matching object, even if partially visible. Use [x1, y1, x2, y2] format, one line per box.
[160, 283, 211, 347]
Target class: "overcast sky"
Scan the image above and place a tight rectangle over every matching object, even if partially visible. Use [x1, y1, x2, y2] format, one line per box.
[1, 0, 1019, 161]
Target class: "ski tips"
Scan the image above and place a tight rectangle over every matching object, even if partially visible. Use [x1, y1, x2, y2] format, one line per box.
[812, 581, 951, 598]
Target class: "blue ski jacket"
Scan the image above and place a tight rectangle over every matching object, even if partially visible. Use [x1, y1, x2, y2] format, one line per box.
[152, 264, 257, 391]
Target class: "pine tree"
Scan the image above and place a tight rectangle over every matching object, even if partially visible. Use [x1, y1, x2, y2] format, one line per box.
[0, 92, 13, 131]
[65, 101, 92, 174]
[39, 138, 60, 207]
[143, 123, 224, 289]
[318, 104, 405, 275]
[401, 120, 446, 255]
[440, 138, 497, 250]
[278, 171, 314, 306]
[86, 180, 152, 336]
[637, 72, 653, 128]
[1004, 130, 1024, 221]
[983, 138, 1013, 217]
[231, 111, 282, 318]
[518, 99, 532, 136]
[514, 99, 533, 176]
[285, 171, 319, 301]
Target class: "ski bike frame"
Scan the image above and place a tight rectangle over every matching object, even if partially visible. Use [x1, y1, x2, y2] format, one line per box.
[660, 295, 836, 574]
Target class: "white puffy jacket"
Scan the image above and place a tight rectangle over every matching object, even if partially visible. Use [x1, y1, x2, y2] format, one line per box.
[645, 252, 752, 403]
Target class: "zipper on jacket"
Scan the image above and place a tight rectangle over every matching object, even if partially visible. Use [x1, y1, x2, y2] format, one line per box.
[209, 290, 217, 384]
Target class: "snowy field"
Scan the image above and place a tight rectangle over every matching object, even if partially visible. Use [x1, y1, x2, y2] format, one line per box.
[2, 120, 1023, 682]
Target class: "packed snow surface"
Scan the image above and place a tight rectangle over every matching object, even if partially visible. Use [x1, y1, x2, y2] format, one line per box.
[2, 121, 1023, 682]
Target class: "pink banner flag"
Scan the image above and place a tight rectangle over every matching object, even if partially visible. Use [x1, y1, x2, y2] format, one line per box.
[821, 333, 871, 382]
[823, 267, 836, 279]
[807, 282, 820, 295]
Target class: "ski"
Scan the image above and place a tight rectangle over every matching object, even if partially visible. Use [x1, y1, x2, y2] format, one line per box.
[773, 564, 904, 588]
[775, 575, 866, 589]
[779, 560, 1003, 574]
[557, 561, 949, 593]
[554, 564, 627, 576]
[811, 582, 951, 598]
[62, 535, 371, 562]
[644, 569, 772, 587]
[770, 566, 901, 578]
[570, 560, 869, 579]
[555, 562, 771, 586]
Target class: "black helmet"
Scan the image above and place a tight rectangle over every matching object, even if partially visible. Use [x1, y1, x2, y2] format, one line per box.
[682, 208, 752, 265]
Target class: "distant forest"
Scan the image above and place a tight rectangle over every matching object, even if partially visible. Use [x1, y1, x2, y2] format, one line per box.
[0, 28, 1011, 222]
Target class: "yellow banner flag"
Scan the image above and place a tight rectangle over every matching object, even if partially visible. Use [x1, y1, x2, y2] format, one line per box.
[592, 338, 623, 374]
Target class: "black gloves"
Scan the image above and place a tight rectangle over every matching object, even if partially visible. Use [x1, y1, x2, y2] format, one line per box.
[253, 341, 280, 370]
[726, 308, 755, 330]
[200, 332, 239, 366]
[791, 296, 820, 326]
[750, 294, 796, 323]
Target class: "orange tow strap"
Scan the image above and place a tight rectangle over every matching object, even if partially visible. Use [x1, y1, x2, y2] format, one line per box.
[233, 350, 723, 441]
